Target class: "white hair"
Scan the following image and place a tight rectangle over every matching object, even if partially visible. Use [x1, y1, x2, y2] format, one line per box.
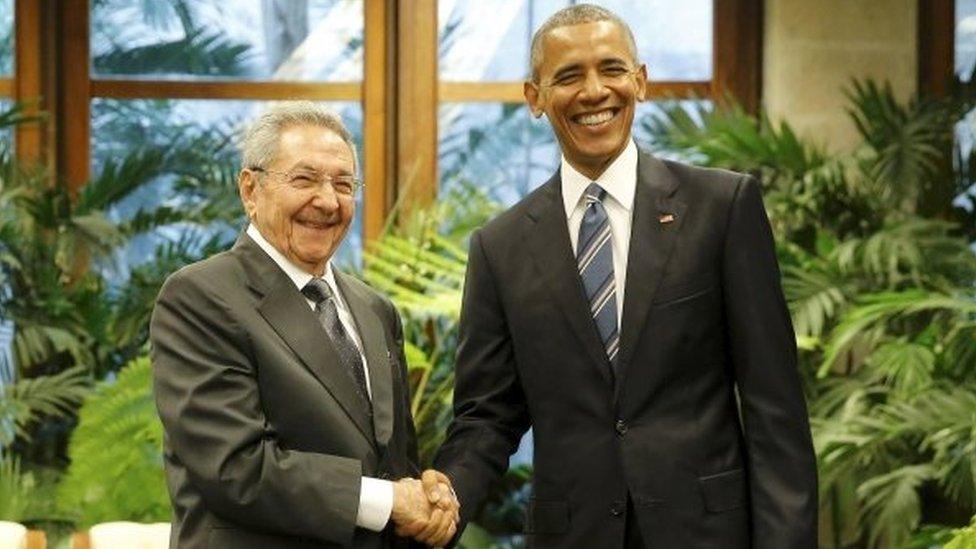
[239, 101, 359, 174]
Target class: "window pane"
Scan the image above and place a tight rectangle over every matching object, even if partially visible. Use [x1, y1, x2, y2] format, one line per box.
[958, 0, 976, 79]
[438, 102, 558, 207]
[439, 0, 712, 82]
[0, 0, 12, 76]
[438, 100, 713, 206]
[958, 2, 976, 189]
[91, 0, 363, 81]
[633, 99, 713, 159]
[91, 99, 365, 275]
[0, 99, 12, 149]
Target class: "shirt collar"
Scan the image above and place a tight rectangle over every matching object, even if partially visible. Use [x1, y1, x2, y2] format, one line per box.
[246, 223, 340, 294]
[561, 139, 638, 218]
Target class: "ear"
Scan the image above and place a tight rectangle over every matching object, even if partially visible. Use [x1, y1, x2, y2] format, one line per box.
[524, 81, 544, 118]
[635, 64, 648, 102]
[238, 169, 258, 220]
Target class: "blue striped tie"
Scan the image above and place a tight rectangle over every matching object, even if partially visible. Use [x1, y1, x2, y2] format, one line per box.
[577, 183, 619, 372]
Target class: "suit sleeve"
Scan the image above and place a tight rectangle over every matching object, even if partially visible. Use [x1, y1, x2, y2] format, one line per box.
[434, 229, 531, 527]
[150, 269, 361, 545]
[722, 175, 818, 548]
[389, 297, 420, 475]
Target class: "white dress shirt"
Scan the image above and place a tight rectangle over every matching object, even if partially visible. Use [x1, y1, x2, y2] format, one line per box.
[560, 139, 638, 323]
[246, 224, 394, 532]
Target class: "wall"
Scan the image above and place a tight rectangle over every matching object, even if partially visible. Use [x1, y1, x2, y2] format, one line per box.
[763, 0, 918, 152]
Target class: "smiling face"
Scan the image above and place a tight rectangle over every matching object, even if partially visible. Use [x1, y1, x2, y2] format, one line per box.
[239, 124, 356, 276]
[524, 20, 646, 180]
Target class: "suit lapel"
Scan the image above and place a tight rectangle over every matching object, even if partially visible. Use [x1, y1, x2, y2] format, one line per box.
[233, 234, 375, 444]
[616, 153, 687, 397]
[525, 174, 615, 386]
[334, 271, 395, 448]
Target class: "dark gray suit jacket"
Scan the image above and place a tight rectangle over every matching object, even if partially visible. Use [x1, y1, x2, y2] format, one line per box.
[150, 233, 419, 548]
[435, 151, 818, 548]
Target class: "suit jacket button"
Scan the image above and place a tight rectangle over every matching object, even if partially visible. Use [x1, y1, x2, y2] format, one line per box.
[615, 419, 628, 436]
[610, 501, 625, 517]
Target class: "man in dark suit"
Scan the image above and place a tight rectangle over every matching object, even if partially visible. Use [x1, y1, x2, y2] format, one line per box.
[151, 102, 457, 548]
[431, 5, 818, 548]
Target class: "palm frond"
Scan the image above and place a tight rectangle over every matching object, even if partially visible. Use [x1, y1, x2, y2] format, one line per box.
[0, 365, 89, 449]
[864, 340, 935, 394]
[857, 463, 936, 548]
[782, 263, 850, 338]
[819, 290, 976, 377]
[363, 232, 467, 320]
[846, 79, 952, 209]
[75, 148, 167, 214]
[92, 28, 251, 76]
[639, 98, 827, 179]
[0, 455, 34, 521]
[57, 356, 169, 527]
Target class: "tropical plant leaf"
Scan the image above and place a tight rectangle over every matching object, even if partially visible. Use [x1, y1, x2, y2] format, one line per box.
[857, 464, 936, 548]
[0, 365, 89, 449]
[57, 356, 170, 527]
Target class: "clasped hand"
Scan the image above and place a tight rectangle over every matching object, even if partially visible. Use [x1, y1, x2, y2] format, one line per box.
[391, 469, 460, 547]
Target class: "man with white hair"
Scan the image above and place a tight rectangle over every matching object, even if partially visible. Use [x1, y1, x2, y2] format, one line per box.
[151, 101, 458, 548]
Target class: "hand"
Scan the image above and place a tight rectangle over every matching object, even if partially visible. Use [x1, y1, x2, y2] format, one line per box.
[391, 477, 457, 547]
[421, 469, 460, 521]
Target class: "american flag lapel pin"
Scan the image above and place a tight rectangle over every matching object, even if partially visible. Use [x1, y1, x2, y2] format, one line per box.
[659, 213, 676, 224]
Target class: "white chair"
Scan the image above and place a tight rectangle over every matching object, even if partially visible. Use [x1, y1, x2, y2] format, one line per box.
[0, 522, 25, 549]
[72, 522, 169, 549]
[0, 522, 44, 549]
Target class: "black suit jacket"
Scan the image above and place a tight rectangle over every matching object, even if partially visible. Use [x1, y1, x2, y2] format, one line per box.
[150, 233, 419, 548]
[434, 151, 818, 548]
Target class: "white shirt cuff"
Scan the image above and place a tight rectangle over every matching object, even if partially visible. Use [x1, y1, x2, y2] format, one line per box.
[356, 477, 394, 531]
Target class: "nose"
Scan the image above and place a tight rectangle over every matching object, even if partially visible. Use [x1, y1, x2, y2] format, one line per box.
[310, 183, 341, 211]
[578, 70, 610, 101]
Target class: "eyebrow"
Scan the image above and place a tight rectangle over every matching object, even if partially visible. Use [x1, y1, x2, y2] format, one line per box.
[290, 161, 352, 175]
[551, 57, 631, 79]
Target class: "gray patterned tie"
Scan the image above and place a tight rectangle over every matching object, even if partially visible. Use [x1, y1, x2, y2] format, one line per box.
[577, 183, 619, 374]
[302, 278, 372, 409]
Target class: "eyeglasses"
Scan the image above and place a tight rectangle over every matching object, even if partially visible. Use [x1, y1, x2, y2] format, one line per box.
[250, 167, 364, 197]
[540, 65, 641, 92]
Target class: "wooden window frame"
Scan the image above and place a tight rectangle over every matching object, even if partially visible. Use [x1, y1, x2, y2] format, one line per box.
[918, 0, 954, 99]
[13, 0, 762, 240]
[397, 0, 764, 206]
[38, 0, 392, 241]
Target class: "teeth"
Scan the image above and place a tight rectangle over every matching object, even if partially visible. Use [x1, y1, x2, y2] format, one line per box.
[578, 110, 614, 126]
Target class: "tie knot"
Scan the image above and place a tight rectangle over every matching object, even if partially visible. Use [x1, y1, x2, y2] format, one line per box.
[584, 183, 607, 204]
[302, 278, 334, 304]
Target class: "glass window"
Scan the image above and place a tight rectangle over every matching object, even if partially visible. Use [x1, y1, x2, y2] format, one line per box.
[633, 99, 713, 158]
[90, 0, 364, 81]
[91, 99, 365, 273]
[438, 102, 558, 207]
[438, 0, 712, 82]
[957, 1, 976, 159]
[957, 0, 976, 79]
[438, 100, 713, 206]
[0, 99, 12, 150]
[0, 0, 13, 76]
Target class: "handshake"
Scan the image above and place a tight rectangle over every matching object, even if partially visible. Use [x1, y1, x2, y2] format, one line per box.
[390, 469, 460, 547]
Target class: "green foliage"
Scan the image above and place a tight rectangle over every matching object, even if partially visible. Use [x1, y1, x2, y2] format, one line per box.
[642, 79, 976, 547]
[0, 365, 89, 449]
[0, 357, 88, 524]
[57, 356, 170, 528]
[362, 184, 531, 542]
[945, 516, 976, 549]
[0, 455, 37, 522]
